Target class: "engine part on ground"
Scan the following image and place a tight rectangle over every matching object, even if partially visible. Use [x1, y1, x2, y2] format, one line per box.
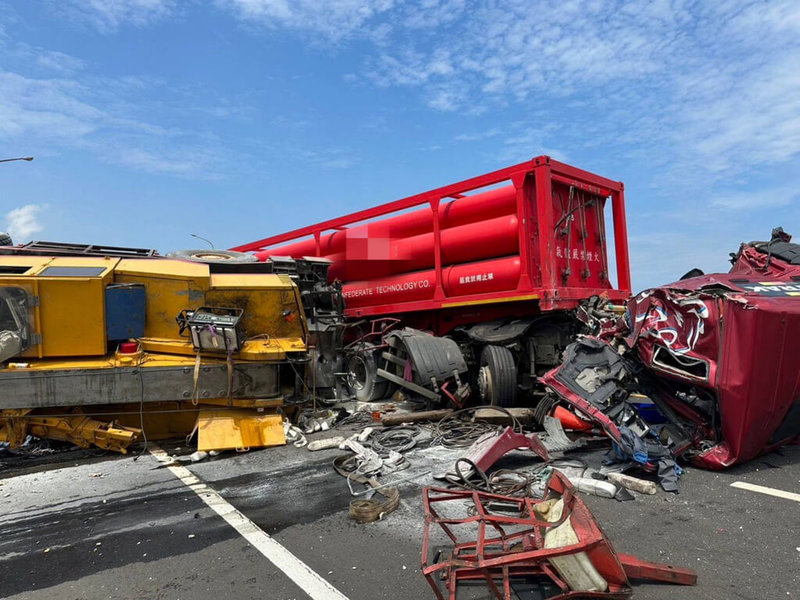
[421, 471, 697, 600]
[195, 408, 284, 452]
[477, 344, 516, 407]
[380, 408, 452, 426]
[167, 249, 258, 263]
[540, 337, 687, 488]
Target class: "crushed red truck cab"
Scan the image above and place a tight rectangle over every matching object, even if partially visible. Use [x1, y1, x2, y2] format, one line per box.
[627, 273, 800, 468]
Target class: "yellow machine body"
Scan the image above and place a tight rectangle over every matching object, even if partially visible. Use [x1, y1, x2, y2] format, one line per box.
[0, 255, 307, 359]
[0, 256, 307, 452]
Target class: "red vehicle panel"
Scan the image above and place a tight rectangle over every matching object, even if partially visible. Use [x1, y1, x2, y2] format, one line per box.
[234, 156, 631, 325]
[626, 274, 800, 468]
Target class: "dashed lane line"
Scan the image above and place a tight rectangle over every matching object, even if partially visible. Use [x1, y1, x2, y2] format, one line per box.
[730, 481, 800, 503]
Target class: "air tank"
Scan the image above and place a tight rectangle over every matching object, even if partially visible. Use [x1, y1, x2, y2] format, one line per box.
[342, 256, 522, 309]
[255, 184, 517, 266]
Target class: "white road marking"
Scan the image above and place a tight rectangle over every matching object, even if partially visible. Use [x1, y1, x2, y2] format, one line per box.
[149, 445, 350, 600]
[730, 481, 800, 503]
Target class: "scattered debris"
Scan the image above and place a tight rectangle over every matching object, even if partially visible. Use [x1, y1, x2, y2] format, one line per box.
[451, 426, 548, 478]
[421, 471, 697, 599]
[606, 472, 657, 495]
[381, 409, 452, 427]
[307, 436, 347, 452]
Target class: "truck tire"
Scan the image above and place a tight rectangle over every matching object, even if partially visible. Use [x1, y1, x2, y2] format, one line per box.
[167, 249, 257, 263]
[346, 349, 390, 402]
[478, 345, 516, 407]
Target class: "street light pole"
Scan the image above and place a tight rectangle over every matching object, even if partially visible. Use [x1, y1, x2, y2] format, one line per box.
[0, 157, 34, 164]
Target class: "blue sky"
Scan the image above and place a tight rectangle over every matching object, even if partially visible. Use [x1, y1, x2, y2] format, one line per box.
[1, 0, 799, 290]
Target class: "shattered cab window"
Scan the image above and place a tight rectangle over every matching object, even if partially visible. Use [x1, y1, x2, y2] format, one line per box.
[651, 345, 709, 381]
[0, 286, 32, 362]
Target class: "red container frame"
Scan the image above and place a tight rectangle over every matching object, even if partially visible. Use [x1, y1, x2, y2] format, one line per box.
[233, 156, 631, 317]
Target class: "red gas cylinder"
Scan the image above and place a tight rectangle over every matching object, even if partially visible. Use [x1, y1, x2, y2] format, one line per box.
[333, 214, 520, 281]
[342, 256, 521, 311]
[256, 184, 517, 267]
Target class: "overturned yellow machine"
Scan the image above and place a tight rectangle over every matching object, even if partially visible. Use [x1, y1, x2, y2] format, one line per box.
[0, 253, 312, 453]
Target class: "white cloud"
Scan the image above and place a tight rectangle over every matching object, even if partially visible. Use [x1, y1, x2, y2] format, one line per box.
[711, 187, 799, 211]
[54, 0, 175, 33]
[35, 50, 86, 73]
[217, 0, 395, 41]
[0, 43, 237, 179]
[4, 205, 44, 242]
[195, 0, 800, 192]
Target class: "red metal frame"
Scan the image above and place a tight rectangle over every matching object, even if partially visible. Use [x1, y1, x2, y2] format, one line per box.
[234, 156, 631, 316]
[421, 472, 696, 600]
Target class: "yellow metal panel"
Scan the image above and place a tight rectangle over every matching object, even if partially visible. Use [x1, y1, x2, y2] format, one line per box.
[137, 337, 298, 359]
[442, 293, 540, 309]
[4, 352, 231, 371]
[115, 259, 210, 341]
[29, 256, 118, 276]
[205, 286, 307, 345]
[209, 273, 296, 289]
[38, 277, 107, 356]
[114, 274, 208, 340]
[0, 256, 51, 273]
[115, 258, 210, 280]
[196, 409, 285, 451]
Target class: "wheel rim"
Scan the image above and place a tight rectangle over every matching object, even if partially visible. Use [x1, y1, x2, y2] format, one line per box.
[347, 354, 369, 392]
[193, 252, 234, 261]
[477, 365, 493, 403]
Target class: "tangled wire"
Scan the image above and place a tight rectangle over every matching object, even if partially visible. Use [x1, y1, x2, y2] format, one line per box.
[431, 405, 522, 448]
[369, 426, 420, 455]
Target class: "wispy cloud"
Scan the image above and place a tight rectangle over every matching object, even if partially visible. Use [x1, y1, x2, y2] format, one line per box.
[216, 0, 395, 41]
[4, 205, 44, 242]
[53, 0, 175, 33]
[0, 42, 238, 179]
[711, 187, 799, 211]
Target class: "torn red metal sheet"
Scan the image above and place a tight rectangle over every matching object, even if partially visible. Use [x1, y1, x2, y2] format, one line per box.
[460, 426, 550, 473]
[421, 471, 696, 600]
[729, 228, 800, 280]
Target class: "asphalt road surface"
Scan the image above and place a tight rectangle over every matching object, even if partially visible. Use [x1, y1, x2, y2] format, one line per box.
[2, 432, 798, 600]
